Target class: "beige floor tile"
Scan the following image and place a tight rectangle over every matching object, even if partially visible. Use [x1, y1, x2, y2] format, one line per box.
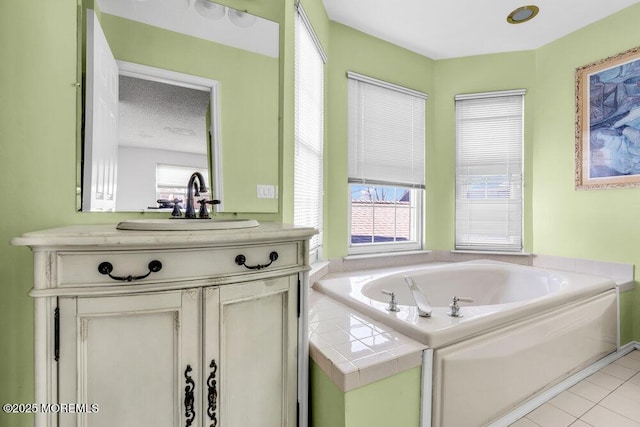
[570, 379, 611, 403]
[581, 404, 640, 427]
[625, 350, 640, 361]
[602, 363, 639, 381]
[569, 420, 592, 427]
[600, 390, 640, 422]
[629, 372, 640, 386]
[615, 354, 640, 372]
[510, 417, 540, 426]
[585, 371, 626, 391]
[549, 391, 595, 418]
[526, 403, 576, 427]
[615, 381, 640, 403]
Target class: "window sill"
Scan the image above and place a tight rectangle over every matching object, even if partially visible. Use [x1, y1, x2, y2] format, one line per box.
[451, 250, 532, 257]
[344, 249, 432, 261]
[309, 261, 330, 284]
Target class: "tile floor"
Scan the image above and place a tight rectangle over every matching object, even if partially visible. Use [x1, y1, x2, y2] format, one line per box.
[511, 349, 640, 426]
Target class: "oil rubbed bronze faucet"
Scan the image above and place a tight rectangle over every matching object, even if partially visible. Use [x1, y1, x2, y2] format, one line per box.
[185, 172, 208, 218]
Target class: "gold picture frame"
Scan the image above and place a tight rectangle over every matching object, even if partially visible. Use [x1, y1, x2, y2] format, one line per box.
[575, 45, 640, 190]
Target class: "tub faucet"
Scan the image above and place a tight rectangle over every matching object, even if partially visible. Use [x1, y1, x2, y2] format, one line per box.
[404, 276, 432, 317]
[185, 172, 208, 218]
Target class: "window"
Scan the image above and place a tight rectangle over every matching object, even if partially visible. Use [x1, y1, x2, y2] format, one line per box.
[347, 72, 426, 253]
[294, 4, 326, 261]
[455, 90, 525, 252]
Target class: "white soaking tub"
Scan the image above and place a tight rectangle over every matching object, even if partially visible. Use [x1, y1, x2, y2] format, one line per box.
[314, 260, 618, 426]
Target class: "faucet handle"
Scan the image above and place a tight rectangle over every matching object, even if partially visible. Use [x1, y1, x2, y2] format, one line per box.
[170, 198, 183, 218]
[197, 199, 222, 219]
[381, 290, 399, 312]
[448, 296, 474, 318]
[197, 199, 211, 219]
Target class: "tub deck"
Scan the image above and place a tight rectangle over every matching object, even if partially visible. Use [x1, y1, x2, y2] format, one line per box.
[313, 260, 616, 349]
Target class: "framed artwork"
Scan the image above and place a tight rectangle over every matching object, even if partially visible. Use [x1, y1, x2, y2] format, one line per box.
[575, 45, 640, 189]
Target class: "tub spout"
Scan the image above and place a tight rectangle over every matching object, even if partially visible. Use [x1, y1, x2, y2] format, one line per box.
[404, 276, 432, 317]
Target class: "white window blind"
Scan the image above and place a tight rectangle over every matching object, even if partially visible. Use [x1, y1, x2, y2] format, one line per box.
[455, 90, 525, 252]
[294, 5, 325, 253]
[347, 72, 426, 189]
[156, 164, 208, 189]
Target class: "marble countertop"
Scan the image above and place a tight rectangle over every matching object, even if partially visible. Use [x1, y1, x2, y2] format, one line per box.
[11, 222, 317, 249]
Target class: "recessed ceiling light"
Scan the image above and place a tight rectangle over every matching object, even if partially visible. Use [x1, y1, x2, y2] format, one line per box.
[507, 5, 539, 24]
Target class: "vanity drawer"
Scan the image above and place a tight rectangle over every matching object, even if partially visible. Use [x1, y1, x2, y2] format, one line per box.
[56, 242, 300, 287]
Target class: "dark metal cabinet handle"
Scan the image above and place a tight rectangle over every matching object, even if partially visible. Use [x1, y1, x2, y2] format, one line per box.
[235, 251, 278, 270]
[184, 365, 195, 427]
[207, 359, 218, 427]
[97, 260, 162, 282]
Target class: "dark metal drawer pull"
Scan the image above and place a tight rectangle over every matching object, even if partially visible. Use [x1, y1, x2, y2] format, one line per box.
[97, 260, 162, 282]
[207, 359, 218, 427]
[234, 251, 278, 270]
[184, 364, 195, 427]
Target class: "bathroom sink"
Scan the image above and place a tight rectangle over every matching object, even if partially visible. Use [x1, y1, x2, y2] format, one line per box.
[116, 218, 260, 231]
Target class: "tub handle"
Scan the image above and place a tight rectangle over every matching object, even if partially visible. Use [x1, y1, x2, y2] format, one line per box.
[449, 296, 474, 318]
[381, 290, 400, 312]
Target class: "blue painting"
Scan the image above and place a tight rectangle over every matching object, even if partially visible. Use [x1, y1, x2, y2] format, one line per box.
[576, 46, 640, 189]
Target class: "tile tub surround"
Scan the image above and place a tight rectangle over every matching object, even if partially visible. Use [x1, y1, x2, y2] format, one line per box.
[308, 290, 427, 392]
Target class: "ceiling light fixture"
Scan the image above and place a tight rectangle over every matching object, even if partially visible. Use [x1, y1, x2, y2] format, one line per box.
[507, 5, 539, 24]
[194, 0, 227, 20]
[227, 9, 257, 28]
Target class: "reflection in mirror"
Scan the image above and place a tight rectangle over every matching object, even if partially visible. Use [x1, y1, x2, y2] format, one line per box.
[97, 0, 278, 57]
[82, 13, 221, 211]
[80, 0, 279, 212]
[116, 73, 210, 211]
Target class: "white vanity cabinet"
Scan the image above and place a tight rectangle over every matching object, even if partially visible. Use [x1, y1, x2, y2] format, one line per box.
[12, 223, 315, 427]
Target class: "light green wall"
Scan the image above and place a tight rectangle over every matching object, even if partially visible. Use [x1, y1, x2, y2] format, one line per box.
[98, 13, 280, 213]
[532, 4, 640, 259]
[325, 22, 435, 257]
[310, 361, 422, 427]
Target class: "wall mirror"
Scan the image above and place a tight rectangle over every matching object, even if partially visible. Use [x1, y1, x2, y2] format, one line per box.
[79, 0, 280, 213]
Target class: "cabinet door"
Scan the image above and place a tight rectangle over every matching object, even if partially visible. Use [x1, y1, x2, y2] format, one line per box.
[58, 290, 201, 427]
[204, 276, 298, 427]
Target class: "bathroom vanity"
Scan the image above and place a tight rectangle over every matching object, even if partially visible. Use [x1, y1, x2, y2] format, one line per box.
[12, 222, 316, 427]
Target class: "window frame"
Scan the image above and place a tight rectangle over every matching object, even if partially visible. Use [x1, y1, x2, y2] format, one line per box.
[454, 89, 526, 253]
[346, 73, 427, 255]
[293, 4, 327, 263]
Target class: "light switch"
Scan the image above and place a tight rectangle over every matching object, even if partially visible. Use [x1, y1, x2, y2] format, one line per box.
[257, 185, 276, 199]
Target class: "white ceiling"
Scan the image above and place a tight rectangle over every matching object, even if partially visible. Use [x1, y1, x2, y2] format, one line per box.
[118, 75, 210, 154]
[322, 0, 640, 59]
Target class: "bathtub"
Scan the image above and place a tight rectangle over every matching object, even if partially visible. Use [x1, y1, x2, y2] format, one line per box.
[314, 260, 618, 426]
